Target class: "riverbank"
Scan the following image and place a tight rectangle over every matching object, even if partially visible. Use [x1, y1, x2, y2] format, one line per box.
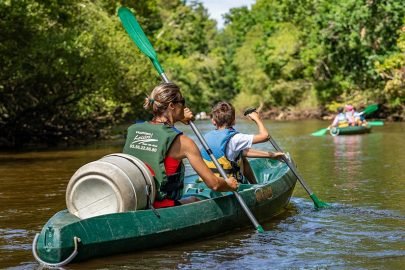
[255, 106, 404, 121]
[1, 105, 402, 150]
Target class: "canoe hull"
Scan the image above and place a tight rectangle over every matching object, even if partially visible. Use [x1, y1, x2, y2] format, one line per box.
[34, 159, 297, 264]
[330, 125, 371, 136]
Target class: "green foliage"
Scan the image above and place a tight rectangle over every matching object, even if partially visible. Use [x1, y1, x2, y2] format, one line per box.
[155, 2, 216, 56]
[233, 92, 263, 113]
[234, 25, 270, 97]
[0, 0, 157, 147]
[1, 0, 404, 148]
[374, 21, 405, 108]
[226, 0, 404, 112]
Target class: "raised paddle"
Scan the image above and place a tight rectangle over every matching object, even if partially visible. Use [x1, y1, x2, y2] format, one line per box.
[118, 7, 265, 233]
[244, 108, 329, 209]
[361, 104, 379, 116]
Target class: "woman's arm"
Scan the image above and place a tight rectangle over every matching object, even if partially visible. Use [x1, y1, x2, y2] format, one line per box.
[168, 135, 238, 192]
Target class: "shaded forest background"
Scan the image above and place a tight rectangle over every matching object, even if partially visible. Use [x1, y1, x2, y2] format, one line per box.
[0, 0, 404, 148]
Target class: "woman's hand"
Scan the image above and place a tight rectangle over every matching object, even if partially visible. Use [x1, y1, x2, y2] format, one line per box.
[225, 176, 239, 191]
[181, 107, 194, 125]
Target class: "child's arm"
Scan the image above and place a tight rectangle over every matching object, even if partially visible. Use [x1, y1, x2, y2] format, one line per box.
[246, 111, 269, 144]
[242, 148, 285, 160]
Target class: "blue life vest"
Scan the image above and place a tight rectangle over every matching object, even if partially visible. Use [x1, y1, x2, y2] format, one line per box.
[201, 128, 242, 180]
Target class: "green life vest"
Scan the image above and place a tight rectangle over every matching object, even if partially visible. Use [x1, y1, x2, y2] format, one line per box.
[123, 122, 185, 201]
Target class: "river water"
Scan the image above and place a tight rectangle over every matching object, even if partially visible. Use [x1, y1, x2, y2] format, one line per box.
[1, 120, 404, 269]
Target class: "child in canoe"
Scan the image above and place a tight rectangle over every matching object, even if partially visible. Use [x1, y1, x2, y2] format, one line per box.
[329, 107, 349, 128]
[201, 101, 285, 184]
[353, 106, 368, 126]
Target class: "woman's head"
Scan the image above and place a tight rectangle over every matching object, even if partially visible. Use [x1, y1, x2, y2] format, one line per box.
[211, 101, 235, 128]
[144, 83, 185, 118]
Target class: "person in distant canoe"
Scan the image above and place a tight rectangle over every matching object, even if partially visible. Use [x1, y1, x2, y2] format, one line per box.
[353, 106, 368, 126]
[329, 107, 349, 128]
[201, 101, 285, 184]
[345, 105, 355, 126]
[123, 83, 238, 209]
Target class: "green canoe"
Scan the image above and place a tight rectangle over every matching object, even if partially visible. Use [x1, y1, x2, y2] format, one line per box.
[330, 125, 372, 136]
[32, 158, 297, 266]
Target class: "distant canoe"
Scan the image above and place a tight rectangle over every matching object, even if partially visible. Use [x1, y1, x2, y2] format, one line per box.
[33, 158, 297, 266]
[330, 125, 372, 136]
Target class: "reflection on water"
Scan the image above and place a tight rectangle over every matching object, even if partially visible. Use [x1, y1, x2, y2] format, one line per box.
[0, 120, 404, 269]
[332, 136, 364, 192]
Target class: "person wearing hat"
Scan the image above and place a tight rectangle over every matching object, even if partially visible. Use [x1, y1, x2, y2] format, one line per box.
[345, 105, 355, 126]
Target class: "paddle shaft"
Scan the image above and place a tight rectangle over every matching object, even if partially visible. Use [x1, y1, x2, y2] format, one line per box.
[244, 107, 327, 208]
[267, 137, 313, 195]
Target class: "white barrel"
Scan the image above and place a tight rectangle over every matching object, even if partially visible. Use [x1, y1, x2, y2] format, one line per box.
[66, 153, 155, 219]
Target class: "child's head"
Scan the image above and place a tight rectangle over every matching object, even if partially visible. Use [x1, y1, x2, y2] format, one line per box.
[211, 101, 235, 128]
[337, 107, 344, 113]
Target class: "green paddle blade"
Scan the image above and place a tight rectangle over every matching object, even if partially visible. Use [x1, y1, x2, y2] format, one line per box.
[367, 121, 384, 126]
[310, 194, 330, 209]
[118, 7, 164, 75]
[311, 128, 329, 136]
[363, 104, 379, 115]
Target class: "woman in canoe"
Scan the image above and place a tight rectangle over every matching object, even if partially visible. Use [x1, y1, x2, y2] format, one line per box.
[123, 83, 238, 208]
[201, 101, 285, 184]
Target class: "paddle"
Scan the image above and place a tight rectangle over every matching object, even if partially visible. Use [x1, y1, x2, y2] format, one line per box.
[311, 104, 381, 136]
[244, 108, 329, 209]
[367, 121, 384, 126]
[118, 7, 264, 233]
[362, 104, 379, 116]
[311, 128, 329, 136]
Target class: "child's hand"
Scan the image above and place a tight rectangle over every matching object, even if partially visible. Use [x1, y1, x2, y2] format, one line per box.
[181, 107, 194, 124]
[247, 111, 261, 122]
[270, 151, 286, 161]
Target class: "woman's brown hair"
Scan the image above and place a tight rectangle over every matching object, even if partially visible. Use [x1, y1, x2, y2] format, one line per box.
[144, 83, 184, 116]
